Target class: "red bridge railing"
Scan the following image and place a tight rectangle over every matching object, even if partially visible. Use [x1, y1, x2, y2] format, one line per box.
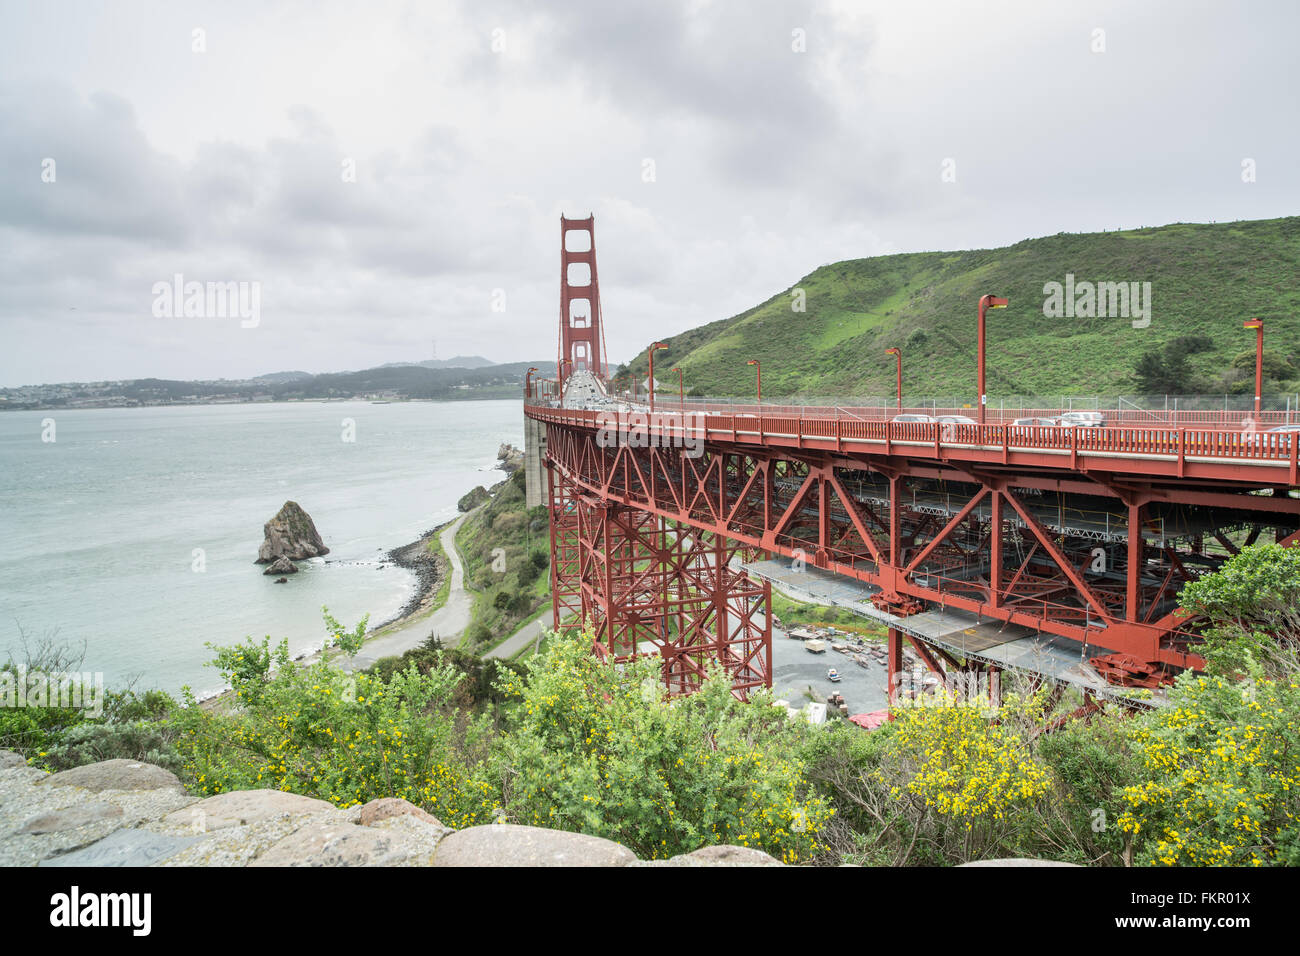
[524, 396, 1300, 481]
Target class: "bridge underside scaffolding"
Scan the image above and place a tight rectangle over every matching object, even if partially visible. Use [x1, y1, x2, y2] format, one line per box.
[547, 459, 771, 699]
[538, 421, 1300, 691]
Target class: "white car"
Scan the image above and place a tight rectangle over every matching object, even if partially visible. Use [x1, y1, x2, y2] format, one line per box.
[934, 414, 978, 425]
[1011, 417, 1058, 427]
[1057, 411, 1106, 427]
[891, 414, 936, 424]
[1246, 424, 1300, 447]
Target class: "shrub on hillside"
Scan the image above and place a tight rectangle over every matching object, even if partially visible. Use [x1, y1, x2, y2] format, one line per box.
[486, 631, 832, 862]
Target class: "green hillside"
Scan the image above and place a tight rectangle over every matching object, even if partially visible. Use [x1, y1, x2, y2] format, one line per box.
[627, 217, 1300, 402]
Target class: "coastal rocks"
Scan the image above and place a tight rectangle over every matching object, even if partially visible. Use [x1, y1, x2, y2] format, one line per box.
[355, 796, 443, 829]
[667, 845, 783, 866]
[264, 556, 297, 576]
[495, 443, 524, 474]
[45, 758, 181, 793]
[250, 822, 417, 867]
[40, 828, 201, 868]
[161, 789, 335, 831]
[19, 802, 124, 834]
[0, 757, 794, 867]
[457, 485, 490, 512]
[0, 750, 25, 770]
[255, 500, 328, 564]
[0, 759, 197, 868]
[432, 824, 636, 867]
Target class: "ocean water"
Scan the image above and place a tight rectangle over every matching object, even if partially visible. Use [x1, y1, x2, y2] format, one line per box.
[0, 400, 523, 697]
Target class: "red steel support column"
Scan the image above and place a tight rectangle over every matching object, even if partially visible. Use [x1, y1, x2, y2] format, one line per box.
[989, 490, 1002, 609]
[1127, 502, 1144, 622]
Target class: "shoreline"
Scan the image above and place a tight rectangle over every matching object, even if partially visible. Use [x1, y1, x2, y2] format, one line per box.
[197, 455, 517, 707]
[371, 523, 451, 632]
[368, 464, 513, 635]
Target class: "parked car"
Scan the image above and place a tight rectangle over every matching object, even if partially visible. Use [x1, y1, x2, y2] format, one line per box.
[1057, 411, 1106, 427]
[891, 413, 935, 423]
[1245, 424, 1300, 447]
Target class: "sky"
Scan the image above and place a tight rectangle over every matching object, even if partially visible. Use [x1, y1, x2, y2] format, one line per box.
[1, 0, 1297, 385]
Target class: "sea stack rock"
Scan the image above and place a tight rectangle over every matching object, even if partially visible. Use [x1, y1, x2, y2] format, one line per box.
[495, 443, 524, 474]
[264, 557, 297, 577]
[256, 501, 328, 564]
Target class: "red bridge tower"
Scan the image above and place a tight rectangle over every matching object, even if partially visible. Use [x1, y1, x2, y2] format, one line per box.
[557, 215, 608, 384]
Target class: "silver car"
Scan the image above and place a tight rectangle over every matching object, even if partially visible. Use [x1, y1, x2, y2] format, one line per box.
[1057, 411, 1106, 427]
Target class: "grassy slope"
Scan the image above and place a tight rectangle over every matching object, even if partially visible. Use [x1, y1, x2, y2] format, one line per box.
[454, 469, 552, 650]
[631, 217, 1300, 400]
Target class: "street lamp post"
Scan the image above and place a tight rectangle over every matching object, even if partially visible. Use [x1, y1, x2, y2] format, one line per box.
[525, 366, 538, 399]
[648, 342, 667, 411]
[671, 367, 683, 407]
[885, 347, 902, 410]
[976, 294, 1009, 424]
[1244, 318, 1264, 418]
[747, 359, 762, 404]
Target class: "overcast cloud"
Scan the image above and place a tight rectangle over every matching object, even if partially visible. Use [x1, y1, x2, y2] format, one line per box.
[1, 0, 1297, 385]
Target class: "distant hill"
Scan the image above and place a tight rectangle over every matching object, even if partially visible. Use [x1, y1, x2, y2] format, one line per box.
[378, 356, 496, 370]
[626, 217, 1300, 401]
[253, 370, 313, 384]
[0, 361, 550, 410]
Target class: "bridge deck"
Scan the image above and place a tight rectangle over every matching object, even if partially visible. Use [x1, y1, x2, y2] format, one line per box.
[742, 558, 1147, 705]
[526, 400, 1300, 486]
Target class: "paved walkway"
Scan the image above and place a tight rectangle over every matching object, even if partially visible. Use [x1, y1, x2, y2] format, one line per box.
[340, 512, 476, 672]
[484, 612, 549, 661]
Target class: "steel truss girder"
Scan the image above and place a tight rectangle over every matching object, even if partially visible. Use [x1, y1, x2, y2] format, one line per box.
[542, 426, 1262, 683]
[546, 443, 771, 699]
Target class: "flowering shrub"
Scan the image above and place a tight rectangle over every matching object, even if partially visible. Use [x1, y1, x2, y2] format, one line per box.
[173, 655, 498, 827]
[1117, 667, 1300, 866]
[487, 632, 832, 861]
[886, 691, 1052, 826]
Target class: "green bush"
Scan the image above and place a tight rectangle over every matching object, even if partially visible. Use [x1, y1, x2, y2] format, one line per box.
[486, 630, 832, 862]
[172, 653, 497, 825]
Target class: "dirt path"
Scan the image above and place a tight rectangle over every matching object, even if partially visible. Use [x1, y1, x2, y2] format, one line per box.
[339, 511, 476, 672]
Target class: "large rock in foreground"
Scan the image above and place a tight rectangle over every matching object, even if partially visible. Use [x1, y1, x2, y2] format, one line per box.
[45, 759, 181, 793]
[432, 824, 635, 867]
[256, 501, 328, 563]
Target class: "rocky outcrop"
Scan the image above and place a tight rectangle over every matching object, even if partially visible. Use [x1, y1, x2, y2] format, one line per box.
[263, 556, 297, 576]
[46, 758, 181, 792]
[0, 753, 785, 867]
[495, 443, 524, 474]
[433, 824, 636, 868]
[256, 501, 328, 564]
[457, 486, 490, 512]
